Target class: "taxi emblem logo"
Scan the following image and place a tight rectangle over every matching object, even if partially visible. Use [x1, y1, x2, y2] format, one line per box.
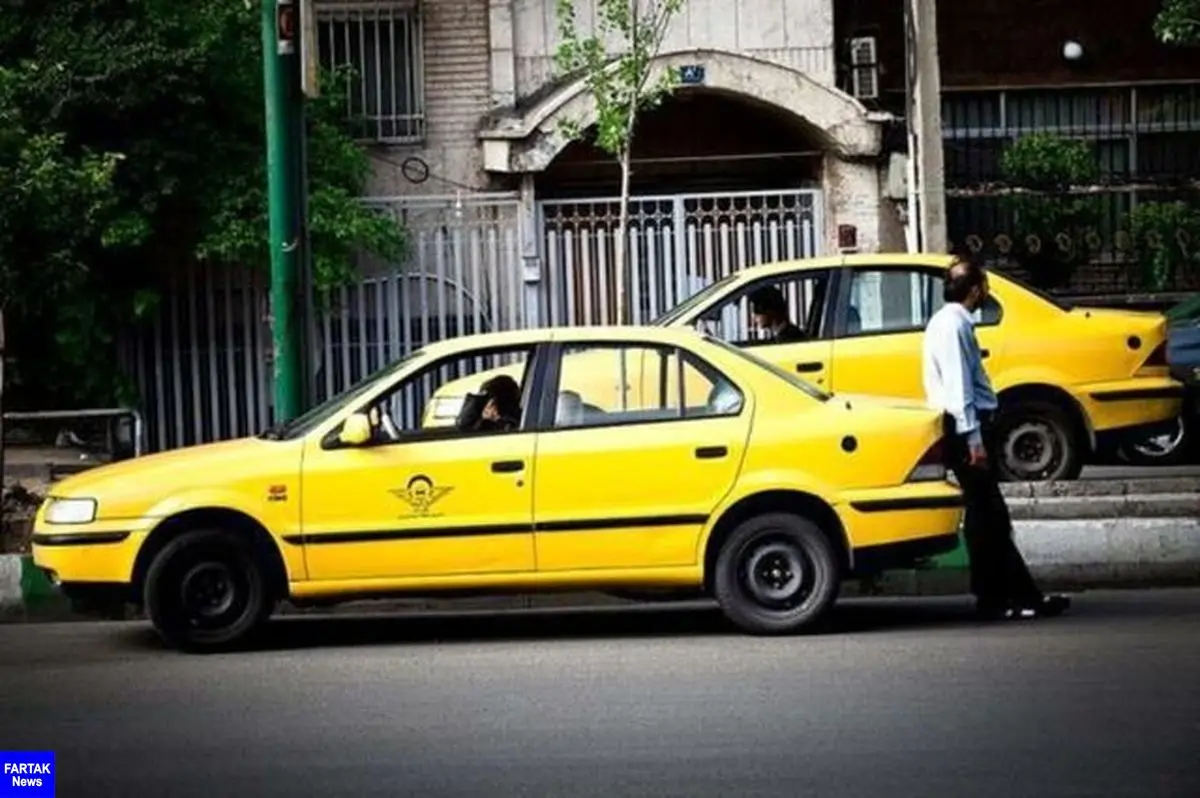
[391, 474, 452, 517]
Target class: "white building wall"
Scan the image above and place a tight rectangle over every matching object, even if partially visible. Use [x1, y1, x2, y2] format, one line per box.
[510, 0, 836, 98]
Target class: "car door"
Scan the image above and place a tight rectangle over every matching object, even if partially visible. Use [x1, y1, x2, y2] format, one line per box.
[532, 341, 751, 573]
[829, 265, 1006, 400]
[297, 344, 541, 582]
[693, 268, 837, 391]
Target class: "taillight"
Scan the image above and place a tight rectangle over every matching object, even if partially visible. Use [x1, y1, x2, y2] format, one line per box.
[907, 438, 947, 482]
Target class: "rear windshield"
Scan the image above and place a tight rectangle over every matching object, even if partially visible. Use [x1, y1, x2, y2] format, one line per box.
[704, 336, 830, 402]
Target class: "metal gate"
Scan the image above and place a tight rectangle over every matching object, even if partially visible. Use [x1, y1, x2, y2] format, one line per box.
[537, 189, 824, 326]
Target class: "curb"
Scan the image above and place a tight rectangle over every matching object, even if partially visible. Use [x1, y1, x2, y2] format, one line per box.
[4, 515, 1199, 622]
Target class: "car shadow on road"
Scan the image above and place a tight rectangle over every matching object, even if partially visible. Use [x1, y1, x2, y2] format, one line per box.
[116, 595, 998, 654]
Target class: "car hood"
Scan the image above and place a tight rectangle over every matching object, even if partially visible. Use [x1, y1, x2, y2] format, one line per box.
[46, 436, 300, 519]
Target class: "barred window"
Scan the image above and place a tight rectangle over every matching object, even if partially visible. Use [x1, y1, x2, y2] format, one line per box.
[315, 1, 425, 143]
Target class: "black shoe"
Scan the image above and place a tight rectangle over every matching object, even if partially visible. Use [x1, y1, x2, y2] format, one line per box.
[1039, 594, 1071, 617]
[1011, 594, 1071, 619]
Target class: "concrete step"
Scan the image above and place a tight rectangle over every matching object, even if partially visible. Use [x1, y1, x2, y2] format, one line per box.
[1008, 492, 1199, 520]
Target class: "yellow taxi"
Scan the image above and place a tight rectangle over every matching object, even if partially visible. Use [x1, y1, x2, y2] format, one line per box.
[32, 326, 963, 652]
[434, 253, 1184, 482]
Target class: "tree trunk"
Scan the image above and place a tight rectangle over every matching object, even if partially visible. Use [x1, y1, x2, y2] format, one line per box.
[615, 150, 632, 325]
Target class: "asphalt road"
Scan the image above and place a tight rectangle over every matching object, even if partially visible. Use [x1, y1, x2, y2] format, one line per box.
[1, 590, 1198, 798]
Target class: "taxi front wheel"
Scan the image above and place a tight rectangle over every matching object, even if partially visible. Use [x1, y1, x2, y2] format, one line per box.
[713, 513, 839, 635]
[144, 528, 270, 652]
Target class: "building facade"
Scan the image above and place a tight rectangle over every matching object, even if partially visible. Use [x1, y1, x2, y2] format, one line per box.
[839, 0, 1200, 303]
[311, 0, 909, 328]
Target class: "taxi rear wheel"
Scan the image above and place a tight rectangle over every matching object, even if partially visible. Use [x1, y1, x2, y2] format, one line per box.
[713, 513, 839, 635]
[144, 528, 269, 652]
[993, 400, 1082, 483]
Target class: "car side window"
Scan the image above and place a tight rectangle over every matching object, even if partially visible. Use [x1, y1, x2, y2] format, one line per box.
[842, 268, 1001, 336]
[337, 346, 535, 446]
[551, 344, 743, 429]
[698, 271, 832, 346]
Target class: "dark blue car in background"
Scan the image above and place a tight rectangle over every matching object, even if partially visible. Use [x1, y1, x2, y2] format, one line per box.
[1118, 294, 1200, 465]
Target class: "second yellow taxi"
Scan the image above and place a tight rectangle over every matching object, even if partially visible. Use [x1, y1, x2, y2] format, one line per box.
[32, 326, 963, 652]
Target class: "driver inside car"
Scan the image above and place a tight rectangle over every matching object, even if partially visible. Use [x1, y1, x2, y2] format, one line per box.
[455, 375, 523, 432]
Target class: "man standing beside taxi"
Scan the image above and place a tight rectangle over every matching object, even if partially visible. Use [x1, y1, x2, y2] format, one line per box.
[922, 254, 1071, 621]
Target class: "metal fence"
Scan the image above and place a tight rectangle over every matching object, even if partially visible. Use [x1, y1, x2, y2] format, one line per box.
[122, 193, 524, 452]
[538, 189, 823, 326]
[942, 82, 1200, 298]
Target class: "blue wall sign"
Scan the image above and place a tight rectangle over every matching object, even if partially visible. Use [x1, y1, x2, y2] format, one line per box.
[679, 65, 706, 85]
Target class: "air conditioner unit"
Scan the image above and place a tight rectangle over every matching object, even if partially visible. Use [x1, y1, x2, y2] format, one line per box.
[849, 36, 879, 100]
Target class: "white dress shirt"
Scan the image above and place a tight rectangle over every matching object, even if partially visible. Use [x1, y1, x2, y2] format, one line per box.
[922, 302, 999, 448]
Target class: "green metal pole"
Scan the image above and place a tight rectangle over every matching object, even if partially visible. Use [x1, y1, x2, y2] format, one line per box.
[261, 0, 302, 423]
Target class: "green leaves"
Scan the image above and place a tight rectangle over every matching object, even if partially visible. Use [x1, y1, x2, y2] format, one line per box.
[552, 0, 685, 158]
[1155, 0, 1200, 44]
[0, 0, 406, 409]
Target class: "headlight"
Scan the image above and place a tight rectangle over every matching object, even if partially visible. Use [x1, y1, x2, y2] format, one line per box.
[43, 498, 98, 525]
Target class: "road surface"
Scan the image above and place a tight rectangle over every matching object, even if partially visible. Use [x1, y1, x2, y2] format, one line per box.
[1, 590, 1198, 797]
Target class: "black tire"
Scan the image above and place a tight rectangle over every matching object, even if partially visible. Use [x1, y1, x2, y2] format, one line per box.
[992, 400, 1083, 483]
[712, 513, 840, 635]
[143, 528, 272, 652]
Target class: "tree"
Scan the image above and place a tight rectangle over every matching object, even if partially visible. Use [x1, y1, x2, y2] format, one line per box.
[0, 0, 405, 412]
[552, 0, 685, 324]
[1155, 0, 1200, 43]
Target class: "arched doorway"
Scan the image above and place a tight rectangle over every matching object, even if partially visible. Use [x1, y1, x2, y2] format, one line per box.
[535, 91, 829, 326]
[536, 89, 825, 198]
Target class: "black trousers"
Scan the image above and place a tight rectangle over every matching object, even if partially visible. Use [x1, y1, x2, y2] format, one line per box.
[943, 412, 1044, 608]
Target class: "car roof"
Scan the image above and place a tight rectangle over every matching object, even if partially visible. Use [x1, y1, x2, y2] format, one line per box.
[729, 252, 958, 280]
[416, 325, 708, 358]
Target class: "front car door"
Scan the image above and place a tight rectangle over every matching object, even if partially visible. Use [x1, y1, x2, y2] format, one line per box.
[690, 268, 838, 391]
[829, 264, 1005, 400]
[297, 343, 544, 583]
[531, 339, 751, 573]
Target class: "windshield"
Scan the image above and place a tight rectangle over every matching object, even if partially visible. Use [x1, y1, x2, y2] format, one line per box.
[704, 335, 831, 402]
[651, 273, 741, 326]
[259, 350, 425, 441]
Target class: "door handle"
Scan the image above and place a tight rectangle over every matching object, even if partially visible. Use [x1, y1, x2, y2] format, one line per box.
[695, 446, 728, 460]
[491, 460, 524, 473]
[796, 361, 824, 373]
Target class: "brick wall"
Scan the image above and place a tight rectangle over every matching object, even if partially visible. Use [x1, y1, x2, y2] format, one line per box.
[366, 0, 495, 195]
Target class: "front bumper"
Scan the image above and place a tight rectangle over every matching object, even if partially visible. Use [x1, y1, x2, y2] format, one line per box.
[30, 525, 148, 587]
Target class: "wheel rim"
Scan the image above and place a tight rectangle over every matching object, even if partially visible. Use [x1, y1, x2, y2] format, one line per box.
[1131, 417, 1185, 458]
[176, 558, 248, 629]
[737, 536, 814, 611]
[1002, 419, 1063, 480]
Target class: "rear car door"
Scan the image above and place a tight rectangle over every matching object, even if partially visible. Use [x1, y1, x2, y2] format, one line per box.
[830, 265, 1005, 399]
[531, 341, 751, 573]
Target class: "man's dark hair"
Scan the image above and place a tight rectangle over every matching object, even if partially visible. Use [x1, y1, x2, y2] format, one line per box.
[749, 286, 788, 317]
[943, 251, 987, 303]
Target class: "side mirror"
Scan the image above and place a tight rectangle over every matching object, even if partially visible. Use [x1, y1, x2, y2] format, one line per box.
[338, 413, 373, 446]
